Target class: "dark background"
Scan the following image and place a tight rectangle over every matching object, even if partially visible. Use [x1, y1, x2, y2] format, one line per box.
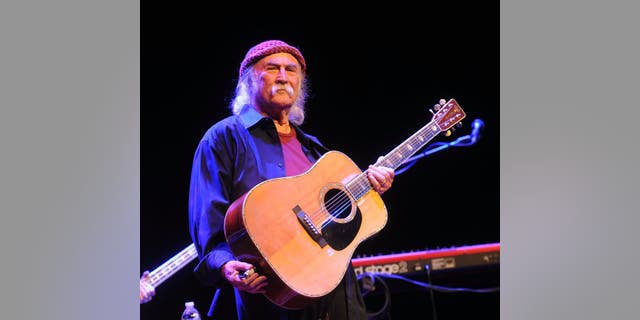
[142, 3, 498, 319]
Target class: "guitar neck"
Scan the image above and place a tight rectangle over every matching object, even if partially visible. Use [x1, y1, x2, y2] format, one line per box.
[148, 243, 198, 287]
[377, 120, 442, 169]
[346, 120, 441, 200]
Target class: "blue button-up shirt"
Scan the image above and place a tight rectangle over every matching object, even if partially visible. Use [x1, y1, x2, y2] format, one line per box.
[188, 107, 368, 319]
[188, 107, 328, 287]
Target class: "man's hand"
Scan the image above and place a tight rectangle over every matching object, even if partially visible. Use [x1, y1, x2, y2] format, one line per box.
[367, 157, 395, 194]
[139, 271, 155, 304]
[220, 260, 268, 294]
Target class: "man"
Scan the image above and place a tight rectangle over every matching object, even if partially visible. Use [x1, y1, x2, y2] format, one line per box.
[188, 40, 394, 319]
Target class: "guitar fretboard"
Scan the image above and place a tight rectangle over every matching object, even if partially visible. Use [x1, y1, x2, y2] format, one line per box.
[148, 243, 197, 287]
[346, 121, 441, 200]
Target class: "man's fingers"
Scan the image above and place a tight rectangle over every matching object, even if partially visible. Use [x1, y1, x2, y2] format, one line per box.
[235, 272, 269, 294]
[252, 280, 269, 293]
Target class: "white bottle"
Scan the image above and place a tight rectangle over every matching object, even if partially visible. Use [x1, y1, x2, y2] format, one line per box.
[181, 301, 201, 320]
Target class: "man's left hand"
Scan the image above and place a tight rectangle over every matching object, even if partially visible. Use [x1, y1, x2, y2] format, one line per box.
[367, 161, 394, 194]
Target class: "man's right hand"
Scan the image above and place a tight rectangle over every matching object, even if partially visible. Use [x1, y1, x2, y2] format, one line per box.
[220, 260, 268, 294]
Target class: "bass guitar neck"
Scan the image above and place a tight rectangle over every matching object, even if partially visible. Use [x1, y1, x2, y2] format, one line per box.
[147, 243, 198, 287]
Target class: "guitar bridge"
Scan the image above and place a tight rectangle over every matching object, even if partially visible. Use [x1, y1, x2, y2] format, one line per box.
[293, 205, 327, 248]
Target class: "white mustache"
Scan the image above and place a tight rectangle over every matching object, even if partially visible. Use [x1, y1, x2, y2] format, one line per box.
[272, 84, 294, 97]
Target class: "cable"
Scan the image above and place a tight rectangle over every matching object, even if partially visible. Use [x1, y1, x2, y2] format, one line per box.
[359, 272, 392, 320]
[359, 272, 500, 294]
[395, 118, 484, 176]
[358, 271, 499, 320]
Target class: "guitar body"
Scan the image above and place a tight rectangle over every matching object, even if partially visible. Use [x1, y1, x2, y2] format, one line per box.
[224, 151, 388, 309]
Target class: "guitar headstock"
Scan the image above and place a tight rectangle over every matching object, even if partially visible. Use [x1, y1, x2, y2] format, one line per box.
[431, 99, 466, 132]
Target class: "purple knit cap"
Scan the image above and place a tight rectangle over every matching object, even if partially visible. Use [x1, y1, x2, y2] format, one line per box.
[238, 40, 306, 77]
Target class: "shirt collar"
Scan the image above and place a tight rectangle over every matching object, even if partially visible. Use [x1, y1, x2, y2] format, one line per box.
[238, 105, 310, 143]
[238, 106, 268, 129]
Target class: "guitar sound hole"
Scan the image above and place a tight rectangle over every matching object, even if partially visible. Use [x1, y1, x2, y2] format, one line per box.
[321, 187, 362, 250]
[323, 188, 352, 220]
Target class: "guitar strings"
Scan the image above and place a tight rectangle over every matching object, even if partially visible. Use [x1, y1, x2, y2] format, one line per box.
[302, 179, 357, 227]
[306, 172, 370, 229]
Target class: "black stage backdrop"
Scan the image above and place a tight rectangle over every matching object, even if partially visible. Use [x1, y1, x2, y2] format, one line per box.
[142, 4, 498, 319]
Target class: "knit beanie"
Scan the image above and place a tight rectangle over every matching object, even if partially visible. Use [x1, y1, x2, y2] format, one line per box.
[238, 40, 306, 77]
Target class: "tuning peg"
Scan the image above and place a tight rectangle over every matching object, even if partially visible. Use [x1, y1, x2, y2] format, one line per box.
[456, 122, 463, 128]
[433, 104, 441, 111]
[444, 129, 452, 137]
[428, 108, 435, 115]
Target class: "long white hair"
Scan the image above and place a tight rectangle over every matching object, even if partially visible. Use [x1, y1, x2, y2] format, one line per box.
[230, 66, 309, 126]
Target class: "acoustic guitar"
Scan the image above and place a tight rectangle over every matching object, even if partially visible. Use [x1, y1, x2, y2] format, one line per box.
[224, 99, 466, 309]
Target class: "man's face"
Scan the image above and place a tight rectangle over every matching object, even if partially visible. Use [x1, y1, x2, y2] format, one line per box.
[252, 52, 302, 112]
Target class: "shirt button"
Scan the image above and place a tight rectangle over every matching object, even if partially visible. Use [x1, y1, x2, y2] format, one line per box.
[277, 163, 283, 168]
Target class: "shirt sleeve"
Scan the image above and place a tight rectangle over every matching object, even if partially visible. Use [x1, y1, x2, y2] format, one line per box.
[188, 132, 236, 287]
